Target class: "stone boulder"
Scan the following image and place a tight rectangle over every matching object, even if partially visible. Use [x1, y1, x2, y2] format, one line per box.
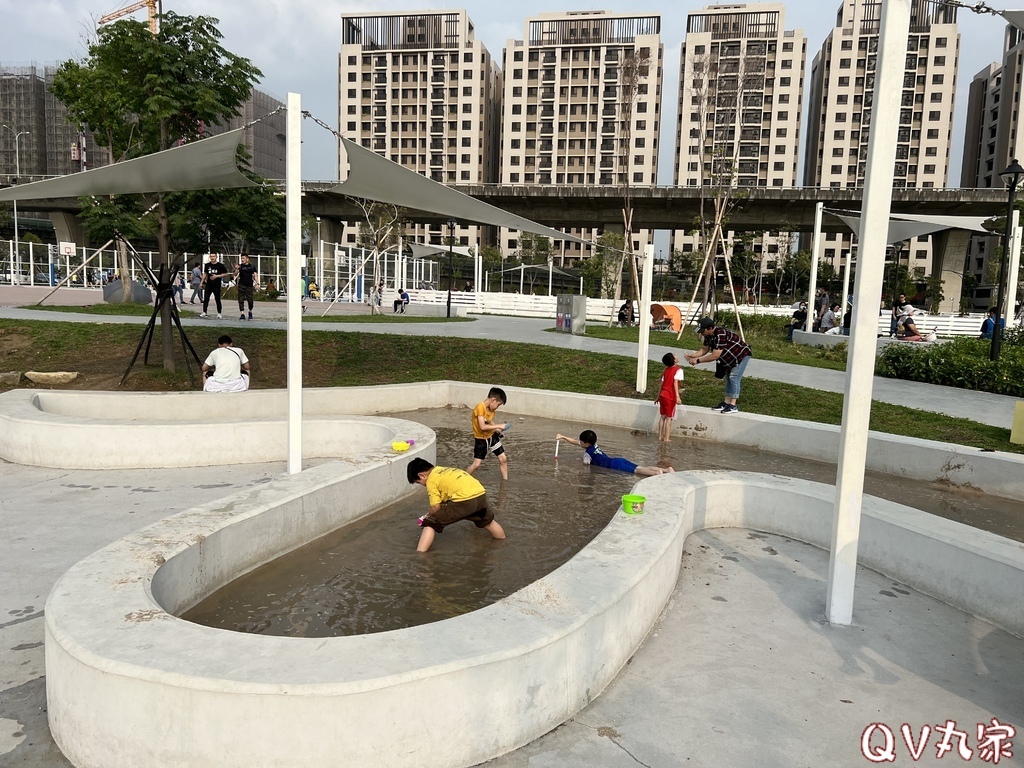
[0, 371, 22, 386]
[24, 371, 79, 386]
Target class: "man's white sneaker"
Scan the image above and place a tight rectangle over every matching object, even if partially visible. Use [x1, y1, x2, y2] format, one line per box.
[216, 313, 222, 319]
[199, 312, 207, 318]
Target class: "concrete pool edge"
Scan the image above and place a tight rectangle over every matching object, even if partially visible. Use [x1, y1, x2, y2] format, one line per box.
[2, 382, 1021, 501]
[45, 465, 1024, 768]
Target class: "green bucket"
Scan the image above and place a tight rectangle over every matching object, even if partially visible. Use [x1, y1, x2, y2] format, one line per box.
[622, 494, 646, 515]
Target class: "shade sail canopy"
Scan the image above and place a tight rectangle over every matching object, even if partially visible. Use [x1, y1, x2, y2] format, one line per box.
[831, 210, 992, 245]
[408, 242, 473, 259]
[0, 129, 256, 202]
[329, 138, 587, 244]
[496, 263, 574, 277]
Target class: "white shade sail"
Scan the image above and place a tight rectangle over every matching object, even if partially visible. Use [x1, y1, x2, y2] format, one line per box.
[0, 129, 256, 202]
[408, 242, 473, 259]
[831, 210, 992, 245]
[329, 138, 587, 244]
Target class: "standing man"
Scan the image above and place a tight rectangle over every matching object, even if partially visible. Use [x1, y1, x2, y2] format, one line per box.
[234, 253, 259, 321]
[189, 262, 203, 304]
[201, 335, 250, 392]
[200, 254, 229, 319]
[889, 292, 907, 338]
[684, 317, 752, 415]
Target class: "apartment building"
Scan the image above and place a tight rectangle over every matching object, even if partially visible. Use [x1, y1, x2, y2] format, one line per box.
[803, 0, 959, 280]
[960, 25, 1024, 310]
[499, 11, 663, 267]
[338, 11, 501, 251]
[672, 4, 806, 270]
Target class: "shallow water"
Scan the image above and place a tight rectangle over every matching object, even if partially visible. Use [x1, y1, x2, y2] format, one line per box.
[183, 407, 1024, 638]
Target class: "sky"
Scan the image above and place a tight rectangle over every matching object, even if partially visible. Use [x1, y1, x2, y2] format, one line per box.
[0, 0, 1008, 184]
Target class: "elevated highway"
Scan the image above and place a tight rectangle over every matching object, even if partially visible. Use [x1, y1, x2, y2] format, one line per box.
[2, 175, 1006, 234]
[301, 183, 1006, 233]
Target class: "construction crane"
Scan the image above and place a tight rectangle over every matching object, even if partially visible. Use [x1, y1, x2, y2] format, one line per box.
[98, 0, 161, 34]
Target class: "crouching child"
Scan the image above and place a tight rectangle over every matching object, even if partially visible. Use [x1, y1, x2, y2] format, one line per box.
[407, 458, 506, 552]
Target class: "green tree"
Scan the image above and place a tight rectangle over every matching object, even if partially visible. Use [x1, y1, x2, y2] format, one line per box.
[922, 273, 945, 314]
[51, 12, 263, 371]
[595, 232, 626, 300]
[668, 248, 701, 290]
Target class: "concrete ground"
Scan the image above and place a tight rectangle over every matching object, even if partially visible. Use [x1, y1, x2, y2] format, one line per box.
[2, 459, 1021, 767]
[1, 288, 1022, 766]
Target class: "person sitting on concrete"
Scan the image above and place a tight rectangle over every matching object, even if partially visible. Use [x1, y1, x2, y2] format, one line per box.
[819, 303, 840, 333]
[787, 303, 807, 341]
[393, 289, 410, 314]
[201, 335, 250, 392]
[896, 305, 925, 342]
[980, 307, 1005, 339]
[617, 300, 635, 327]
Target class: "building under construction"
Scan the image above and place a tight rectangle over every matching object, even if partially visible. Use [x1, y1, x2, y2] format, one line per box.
[1, 63, 285, 182]
[0, 64, 109, 179]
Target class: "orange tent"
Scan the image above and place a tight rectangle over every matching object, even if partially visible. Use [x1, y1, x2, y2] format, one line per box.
[650, 303, 682, 333]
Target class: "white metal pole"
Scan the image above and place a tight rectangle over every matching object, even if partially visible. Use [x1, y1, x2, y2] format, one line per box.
[316, 218, 323, 300]
[1004, 210, 1021, 327]
[519, 265, 524, 294]
[635, 243, 656, 393]
[579, 275, 583, 294]
[826, 0, 910, 627]
[805, 201, 823, 332]
[840, 249, 852, 325]
[548, 257, 553, 296]
[286, 93, 303, 475]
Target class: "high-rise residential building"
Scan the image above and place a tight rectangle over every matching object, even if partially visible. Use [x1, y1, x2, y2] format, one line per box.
[499, 11, 662, 267]
[338, 11, 501, 252]
[803, 0, 959, 281]
[672, 4, 806, 269]
[960, 26, 1024, 310]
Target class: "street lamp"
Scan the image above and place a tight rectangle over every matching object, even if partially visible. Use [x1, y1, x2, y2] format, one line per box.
[446, 218, 456, 318]
[2, 125, 30, 270]
[992, 159, 1024, 361]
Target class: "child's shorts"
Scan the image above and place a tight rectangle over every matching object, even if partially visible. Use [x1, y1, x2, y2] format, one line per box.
[658, 395, 678, 418]
[419, 494, 493, 533]
[473, 434, 505, 460]
[609, 458, 638, 473]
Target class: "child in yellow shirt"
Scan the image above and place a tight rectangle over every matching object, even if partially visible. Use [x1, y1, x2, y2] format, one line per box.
[466, 386, 510, 480]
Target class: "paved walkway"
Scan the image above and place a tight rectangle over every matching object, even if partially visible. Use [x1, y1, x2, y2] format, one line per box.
[1, 293, 1018, 428]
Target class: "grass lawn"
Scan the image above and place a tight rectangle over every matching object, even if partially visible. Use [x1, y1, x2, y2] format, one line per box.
[0, 317, 1019, 454]
[579, 313, 850, 372]
[20, 303, 200, 317]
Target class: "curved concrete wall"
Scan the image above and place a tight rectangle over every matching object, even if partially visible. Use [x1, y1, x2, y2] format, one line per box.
[45, 470, 1024, 768]
[2, 382, 1022, 500]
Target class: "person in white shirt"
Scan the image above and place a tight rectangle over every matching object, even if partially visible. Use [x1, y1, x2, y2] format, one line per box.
[201, 335, 250, 392]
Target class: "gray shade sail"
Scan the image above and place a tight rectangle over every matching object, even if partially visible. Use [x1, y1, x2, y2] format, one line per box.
[0, 129, 256, 202]
[497, 263, 574, 277]
[831, 210, 991, 245]
[329, 138, 587, 244]
[409, 242, 474, 259]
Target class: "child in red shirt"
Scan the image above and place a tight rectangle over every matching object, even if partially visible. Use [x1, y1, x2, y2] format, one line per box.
[657, 352, 684, 442]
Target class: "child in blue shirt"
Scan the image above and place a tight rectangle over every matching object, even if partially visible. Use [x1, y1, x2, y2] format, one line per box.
[556, 430, 674, 476]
